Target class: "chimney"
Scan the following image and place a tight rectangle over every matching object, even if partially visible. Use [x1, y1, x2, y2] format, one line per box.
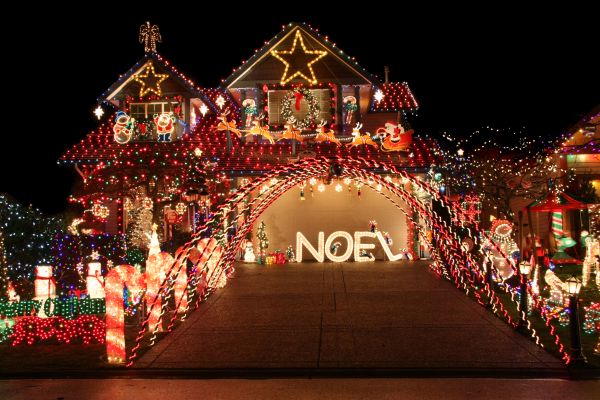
[384, 66, 390, 83]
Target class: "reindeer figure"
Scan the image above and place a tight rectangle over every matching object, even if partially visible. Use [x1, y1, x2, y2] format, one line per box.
[346, 122, 377, 148]
[314, 120, 341, 146]
[216, 110, 241, 137]
[244, 114, 275, 144]
[279, 117, 304, 143]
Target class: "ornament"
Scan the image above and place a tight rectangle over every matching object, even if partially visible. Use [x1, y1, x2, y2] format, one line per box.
[270, 30, 327, 85]
[175, 202, 186, 215]
[374, 89, 385, 102]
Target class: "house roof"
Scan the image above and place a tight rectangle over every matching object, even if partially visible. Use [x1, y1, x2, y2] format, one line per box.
[98, 52, 219, 113]
[60, 114, 439, 172]
[370, 82, 419, 112]
[221, 22, 382, 88]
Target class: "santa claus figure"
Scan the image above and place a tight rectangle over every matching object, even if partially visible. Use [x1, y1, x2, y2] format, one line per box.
[376, 121, 413, 152]
[154, 112, 175, 142]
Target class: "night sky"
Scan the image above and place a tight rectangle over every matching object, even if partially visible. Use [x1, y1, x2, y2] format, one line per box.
[1, 5, 598, 215]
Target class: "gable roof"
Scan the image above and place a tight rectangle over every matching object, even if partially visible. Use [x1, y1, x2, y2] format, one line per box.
[221, 22, 382, 88]
[370, 82, 419, 112]
[98, 52, 218, 112]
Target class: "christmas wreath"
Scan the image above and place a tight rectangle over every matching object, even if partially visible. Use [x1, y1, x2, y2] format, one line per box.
[280, 87, 320, 129]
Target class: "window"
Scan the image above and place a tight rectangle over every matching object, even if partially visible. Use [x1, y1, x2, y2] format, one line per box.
[129, 102, 180, 120]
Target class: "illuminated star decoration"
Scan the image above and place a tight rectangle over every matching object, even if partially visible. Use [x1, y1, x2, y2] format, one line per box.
[199, 104, 209, 116]
[93, 105, 104, 120]
[457, 148, 465, 156]
[374, 89, 385, 103]
[90, 250, 101, 261]
[133, 62, 169, 97]
[271, 30, 327, 85]
[215, 95, 225, 110]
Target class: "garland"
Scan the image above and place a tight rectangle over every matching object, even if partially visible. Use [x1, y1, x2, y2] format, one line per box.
[280, 87, 320, 129]
[0, 297, 106, 319]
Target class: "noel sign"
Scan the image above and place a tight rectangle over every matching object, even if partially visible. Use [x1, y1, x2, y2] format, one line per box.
[296, 231, 404, 262]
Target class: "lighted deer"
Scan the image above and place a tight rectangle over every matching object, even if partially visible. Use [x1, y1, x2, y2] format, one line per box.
[244, 114, 275, 144]
[216, 110, 241, 137]
[314, 120, 341, 146]
[278, 117, 304, 143]
[346, 122, 377, 148]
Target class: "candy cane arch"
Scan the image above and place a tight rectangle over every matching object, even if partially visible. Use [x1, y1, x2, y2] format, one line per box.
[108, 156, 570, 366]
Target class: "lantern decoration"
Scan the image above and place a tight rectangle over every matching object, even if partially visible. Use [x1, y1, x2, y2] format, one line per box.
[142, 197, 153, 210]
[175, 202, 187, 215]
[105, 265, 145, 364]
[86, 262, 105, 299]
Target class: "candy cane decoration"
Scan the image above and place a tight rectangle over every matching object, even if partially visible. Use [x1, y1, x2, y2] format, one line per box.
[146, 252, 174, 334]
[105, 265, 145, 364]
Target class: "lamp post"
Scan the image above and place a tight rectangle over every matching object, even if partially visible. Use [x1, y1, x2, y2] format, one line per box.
[565, 276, 587, 366]
[516, 261, 531, 332]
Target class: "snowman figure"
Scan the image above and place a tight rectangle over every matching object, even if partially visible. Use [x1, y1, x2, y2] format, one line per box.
[376, 121, 413, 151]
[243, 242, 256, 263]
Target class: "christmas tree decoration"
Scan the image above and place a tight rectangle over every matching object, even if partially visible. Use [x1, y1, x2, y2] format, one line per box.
[257, 221, 269, 263]
[133, 62, 169, 97]
[139, 21, 161, 53]
[270, 30, 327, 85]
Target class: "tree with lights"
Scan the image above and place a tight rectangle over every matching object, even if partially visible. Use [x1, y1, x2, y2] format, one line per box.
[0, 230, 9, 298]
[0, 194, 64, 282]
[437, 129, 573, 222]
[256, 221, 269, 264]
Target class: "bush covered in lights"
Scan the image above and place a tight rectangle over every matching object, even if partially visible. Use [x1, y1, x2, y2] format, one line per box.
[0, 194, 64, 284]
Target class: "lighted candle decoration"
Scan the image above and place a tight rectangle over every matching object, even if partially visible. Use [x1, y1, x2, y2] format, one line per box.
[105, 265, 145, 364]
[86, 262, 105, 299]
